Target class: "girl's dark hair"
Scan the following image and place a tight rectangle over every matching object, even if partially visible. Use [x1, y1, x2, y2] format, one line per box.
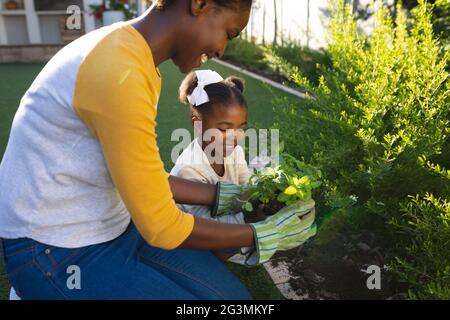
[156, 0, 253, 10]
[179, 72, 247, 119]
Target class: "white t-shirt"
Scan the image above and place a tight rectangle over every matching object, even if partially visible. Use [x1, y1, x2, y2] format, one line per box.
[170, 138, 251, 224]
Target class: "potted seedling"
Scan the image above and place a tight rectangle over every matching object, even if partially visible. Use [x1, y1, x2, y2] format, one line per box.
[91, 0, 137, 26]
[242, 153, 322, 223]
[5, 1, 19, 10]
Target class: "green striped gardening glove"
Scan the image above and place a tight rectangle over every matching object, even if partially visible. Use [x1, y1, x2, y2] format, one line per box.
[211, 181, 249, 218]
[277, 201, 317, 251]
[244, 199, 317, 266]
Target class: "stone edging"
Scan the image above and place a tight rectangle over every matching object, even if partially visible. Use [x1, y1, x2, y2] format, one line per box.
[263, 260, 308, 300]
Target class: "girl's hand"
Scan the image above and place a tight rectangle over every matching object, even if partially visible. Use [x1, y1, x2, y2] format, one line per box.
[211, 181, 249, 217]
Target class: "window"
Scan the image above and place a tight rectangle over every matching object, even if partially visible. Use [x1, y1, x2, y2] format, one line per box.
[34, 0, 84, 11]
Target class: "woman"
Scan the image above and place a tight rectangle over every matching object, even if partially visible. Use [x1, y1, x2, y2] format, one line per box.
[0, 0, 309, 299]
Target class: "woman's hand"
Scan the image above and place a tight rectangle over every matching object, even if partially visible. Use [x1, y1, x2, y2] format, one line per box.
[244, 199, 316, 265]
[211, 181, 249, 217]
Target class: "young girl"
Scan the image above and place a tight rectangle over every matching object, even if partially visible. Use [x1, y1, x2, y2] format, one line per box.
[171, 70, 251, 262]
[172, 70, 318, 264]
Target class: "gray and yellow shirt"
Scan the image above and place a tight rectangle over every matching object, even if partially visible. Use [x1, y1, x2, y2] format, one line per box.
[0, 22, 194, 249]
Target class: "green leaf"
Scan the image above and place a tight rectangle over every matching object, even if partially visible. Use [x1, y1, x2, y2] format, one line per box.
[277, 192, 290, 203]
[298, 189, 306, 198]
[284, 186, 297, 195]
[243, 202, 254, 212]
[311, 181, 322, 189]
[298, 176, 311, 185]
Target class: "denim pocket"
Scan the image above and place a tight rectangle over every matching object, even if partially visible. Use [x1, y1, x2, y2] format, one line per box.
[32, 244, 82, 274]
[2, 238, 38, 258]
[2, 238, 37, 278]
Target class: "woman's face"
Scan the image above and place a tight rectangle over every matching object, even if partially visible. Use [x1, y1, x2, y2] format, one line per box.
[174, 2, 251, 73]
[197, 103, 247, 159]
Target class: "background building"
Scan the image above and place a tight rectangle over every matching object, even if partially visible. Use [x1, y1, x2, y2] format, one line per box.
[244, 0, 329, 49]
[0, 0, 147, 45]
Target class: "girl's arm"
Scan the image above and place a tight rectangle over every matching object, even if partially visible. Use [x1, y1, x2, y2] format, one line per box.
[168, 175, 217, 206]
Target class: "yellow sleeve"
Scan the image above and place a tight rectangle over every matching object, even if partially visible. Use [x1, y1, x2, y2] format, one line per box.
[73, 26, 194, 249]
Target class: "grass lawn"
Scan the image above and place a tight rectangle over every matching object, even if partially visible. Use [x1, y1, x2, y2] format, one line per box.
[0, 60, 296, 300]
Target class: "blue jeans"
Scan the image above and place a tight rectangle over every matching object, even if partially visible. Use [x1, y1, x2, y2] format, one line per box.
[0, 223, 253, 300]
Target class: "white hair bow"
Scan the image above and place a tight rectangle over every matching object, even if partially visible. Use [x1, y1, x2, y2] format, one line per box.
[187, 70, 224, 106]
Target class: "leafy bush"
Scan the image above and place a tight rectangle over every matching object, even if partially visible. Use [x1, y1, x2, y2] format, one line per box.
[271, 43, 332, 85]
[433, 0, 450, 46]
[274, 0, 450, 298]
[277, 0, 450, 211]
[354, 0, 450, 50]
[390, 193, 450, 299]
[389, 157, 450, 299]
[223, 38, 268, 71]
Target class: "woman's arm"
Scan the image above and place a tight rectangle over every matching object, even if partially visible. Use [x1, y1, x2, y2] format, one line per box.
[169, 174, 255, 250]
[168, 174, 256, 250]
[180, 217, 255, 250]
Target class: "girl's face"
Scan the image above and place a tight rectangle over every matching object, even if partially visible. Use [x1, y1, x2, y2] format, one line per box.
[196, 103, 247, 158]
[174, 2, 251, 73]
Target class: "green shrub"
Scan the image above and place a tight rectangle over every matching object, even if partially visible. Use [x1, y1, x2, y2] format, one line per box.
[389, 157, 450, 299]
[223, 38, 268, 71]
[277, 0, 450, 210]
[390, 193, 450, 300]
[274, 0, 450, 298]
[271, 43, 332, 85]
[434, 0, 450, 47]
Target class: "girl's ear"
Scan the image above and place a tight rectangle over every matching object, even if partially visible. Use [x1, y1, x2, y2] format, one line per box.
[190, 0, 210, 17]
[192, 115, 201, 127]
[192, 116, 203, 135]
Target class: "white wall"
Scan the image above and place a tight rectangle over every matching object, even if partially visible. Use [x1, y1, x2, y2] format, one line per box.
[245, 0, 329, 49]
[0, 0, 101, 44]
[3, 15, 29, 44]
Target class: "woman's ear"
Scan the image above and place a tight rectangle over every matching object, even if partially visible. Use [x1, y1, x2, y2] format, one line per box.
[190, 0, 210, 17]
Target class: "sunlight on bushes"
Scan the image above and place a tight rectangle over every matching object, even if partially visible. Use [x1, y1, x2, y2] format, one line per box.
[273, 0, 449, 299]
